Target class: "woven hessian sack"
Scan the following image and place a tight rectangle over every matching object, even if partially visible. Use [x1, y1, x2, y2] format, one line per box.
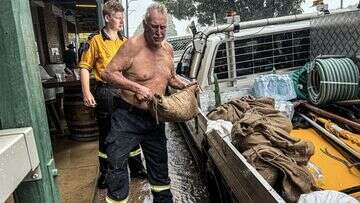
[151, 84, 199, 123]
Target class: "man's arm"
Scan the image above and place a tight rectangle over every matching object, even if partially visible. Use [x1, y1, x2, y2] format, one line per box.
[101, 39, 153, 101]
[169, 68, 188, 89]
[79, 39, 97, 107]
[80, 69, 96, 107]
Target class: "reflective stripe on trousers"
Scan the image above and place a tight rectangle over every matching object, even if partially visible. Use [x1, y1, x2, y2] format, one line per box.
[150, 184, 171, 192]
[98, 151, 108, 159]
[106, 196, 128, 203]
[99, 148, 142, 159]
[129, 147, 141, 157]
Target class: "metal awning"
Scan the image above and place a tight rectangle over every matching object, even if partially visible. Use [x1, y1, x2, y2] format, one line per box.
[56, 0, 98, 33]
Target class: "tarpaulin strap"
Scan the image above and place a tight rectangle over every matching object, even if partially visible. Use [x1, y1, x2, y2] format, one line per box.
[152, 96, 160, 124]
[129, 148, 142, 157]
[106, 196, 128, 203]
[98, 151, 108, 159]
[150, 184, 171, 192]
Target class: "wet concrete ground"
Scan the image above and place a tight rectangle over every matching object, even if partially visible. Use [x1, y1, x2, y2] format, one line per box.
[54, 137, 98, 203]
[5, 122, 209, 203]
[95, 123, 209, 203]
[4, 133, 99, 203]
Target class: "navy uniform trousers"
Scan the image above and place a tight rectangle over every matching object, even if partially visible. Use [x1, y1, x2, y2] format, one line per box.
[94, 83, 143, 179]
[105, 97, 173, 203]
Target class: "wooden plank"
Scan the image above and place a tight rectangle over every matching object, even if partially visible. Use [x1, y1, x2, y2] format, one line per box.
[185, 119, 204, 151]
[0, 0, 60, 202]
[207, 140, 254, 203]
[223, 139, 285, 202]
[207, 130, 285, 203]
[198, 111, 208, 132]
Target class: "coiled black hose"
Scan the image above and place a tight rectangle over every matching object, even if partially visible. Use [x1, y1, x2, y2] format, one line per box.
[307, 58, 359, 105]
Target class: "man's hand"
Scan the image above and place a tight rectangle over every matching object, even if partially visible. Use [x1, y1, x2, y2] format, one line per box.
[185, 81, 201, 93]
[185, 81, 198, 88]
[83, 91, 96, 107]
[135, 86, 154, 102]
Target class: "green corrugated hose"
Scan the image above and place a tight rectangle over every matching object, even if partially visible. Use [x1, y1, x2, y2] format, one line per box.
[307, 58, 359, 105]
[292, 62, 310, 100]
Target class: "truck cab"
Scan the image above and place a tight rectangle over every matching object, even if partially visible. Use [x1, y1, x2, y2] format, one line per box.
[175, 8, 360, 203]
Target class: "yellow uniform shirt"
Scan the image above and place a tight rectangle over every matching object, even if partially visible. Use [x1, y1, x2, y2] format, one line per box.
[79, 29, 127, 81]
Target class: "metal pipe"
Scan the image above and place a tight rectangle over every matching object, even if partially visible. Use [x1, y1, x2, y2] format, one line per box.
[202, 13, 315, 37]
[189, 51, 204, 78]
[299, 113, 360, 160]
[202, 8, 356, 38]
[225, 16, 236, 80]
[74, 14, 79, 62]
[189, 8, 358, 79]
[125, 0, 129, 37]
[336, 99, 360, 106]
[301, 102, 360, 131]
[190, 12, 315, 79]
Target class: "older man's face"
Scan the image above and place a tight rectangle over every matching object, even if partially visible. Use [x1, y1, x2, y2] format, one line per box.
[144, 10, 167, 47]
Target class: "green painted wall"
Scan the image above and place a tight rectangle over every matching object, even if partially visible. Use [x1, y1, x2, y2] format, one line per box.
[97, 0, 105, 29]
[0, 0, 60, 202]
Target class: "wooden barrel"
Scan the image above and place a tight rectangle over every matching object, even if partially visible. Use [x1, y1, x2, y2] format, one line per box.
[63, 85, 99, 141]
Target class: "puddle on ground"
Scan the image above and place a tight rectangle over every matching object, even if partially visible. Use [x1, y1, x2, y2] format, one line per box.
[96, 123, 209, 203]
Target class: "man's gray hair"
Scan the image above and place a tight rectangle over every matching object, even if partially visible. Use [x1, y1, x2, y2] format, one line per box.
[144, 3, 168, 23]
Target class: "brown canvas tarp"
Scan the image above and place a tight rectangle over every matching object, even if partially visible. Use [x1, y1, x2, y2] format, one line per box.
[208, 96, 317, 202]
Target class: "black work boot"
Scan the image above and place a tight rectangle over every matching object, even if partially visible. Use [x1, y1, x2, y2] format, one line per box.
[97, 157, 108, 189]
[128, 154, 147, 179]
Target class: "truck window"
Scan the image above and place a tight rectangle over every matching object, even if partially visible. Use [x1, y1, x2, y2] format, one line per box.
[213, 43, 229, 79]
[212, 28, 310, 80]
[176, 45, 193, 78]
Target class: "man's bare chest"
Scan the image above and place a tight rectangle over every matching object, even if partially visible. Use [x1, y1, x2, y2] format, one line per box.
[127, 51, 172, 81]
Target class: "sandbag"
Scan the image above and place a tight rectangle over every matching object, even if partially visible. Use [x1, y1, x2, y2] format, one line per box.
[243, 145, 317, 203]
[208, 96, 318, 202]
[207, 96, 274, 123]
[150, 84, 199, 122]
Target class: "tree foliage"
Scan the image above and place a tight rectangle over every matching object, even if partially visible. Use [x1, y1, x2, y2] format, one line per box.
[155, 0, 305, 25]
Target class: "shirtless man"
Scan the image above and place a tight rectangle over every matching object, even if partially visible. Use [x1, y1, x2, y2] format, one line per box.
[101, 3, 192, 203]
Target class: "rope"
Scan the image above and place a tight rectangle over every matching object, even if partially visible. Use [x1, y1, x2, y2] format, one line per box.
[324, 121, 360, 147]
[315, 116, 360, 147]
[252, 146, 286, 163]
[307, 57, 359, 105]
[152, 96, 159, 125]
[320, 148, 360, 172]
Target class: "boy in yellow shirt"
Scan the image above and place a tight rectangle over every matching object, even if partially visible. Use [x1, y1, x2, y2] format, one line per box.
[79, 0, 146, 189]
